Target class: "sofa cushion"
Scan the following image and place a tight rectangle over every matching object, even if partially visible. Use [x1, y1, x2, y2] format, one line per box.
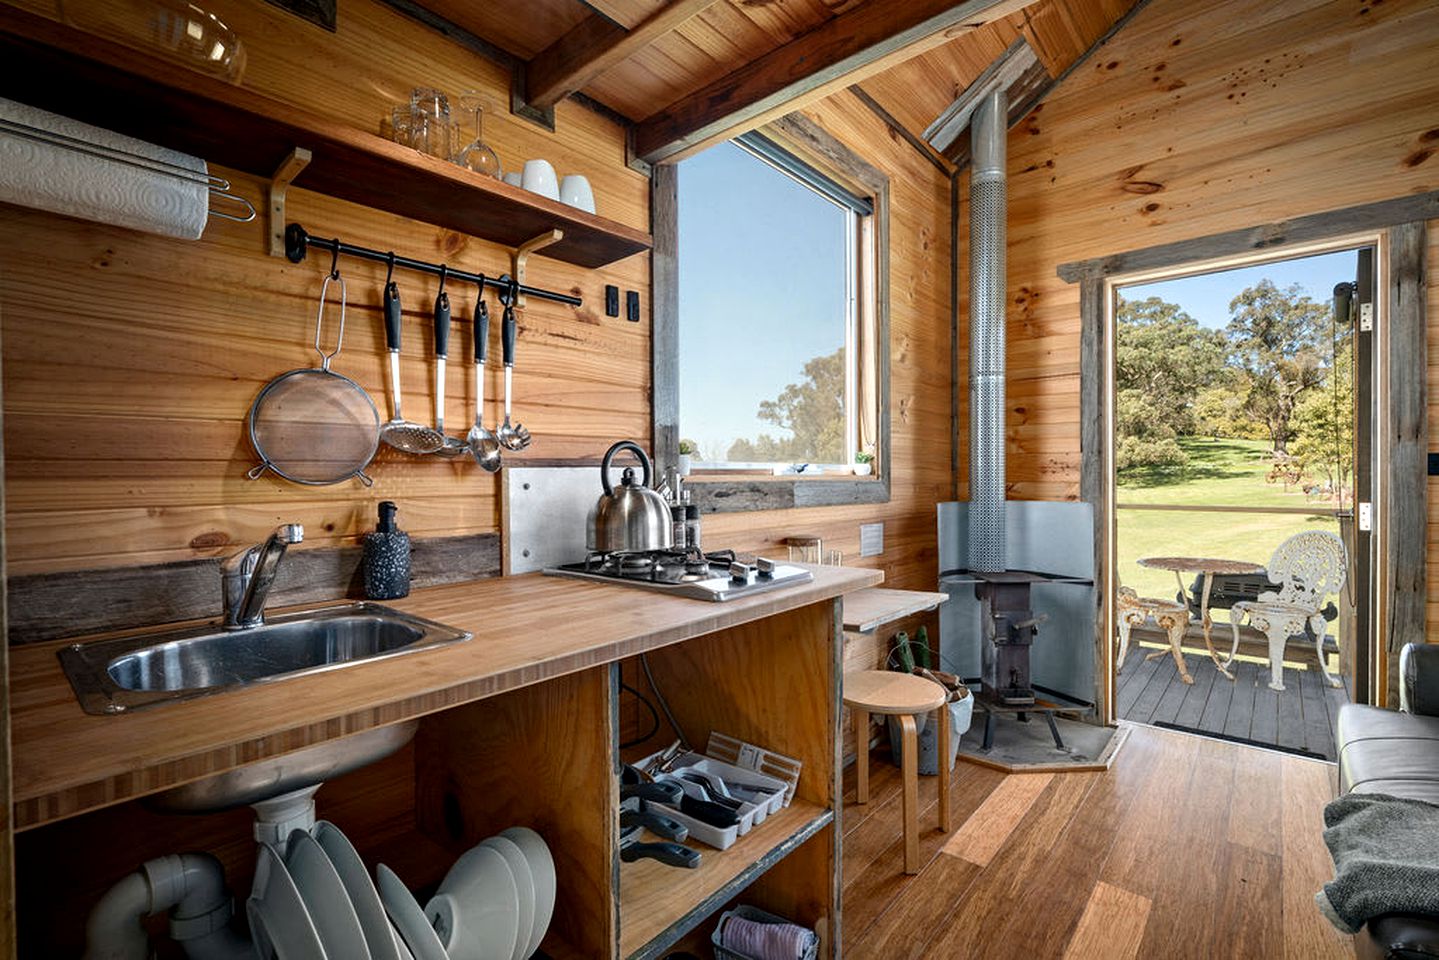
[1338, 704, 1439, 799]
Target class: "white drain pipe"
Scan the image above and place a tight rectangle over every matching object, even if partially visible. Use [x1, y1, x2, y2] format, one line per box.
[84, 853, 251, 960]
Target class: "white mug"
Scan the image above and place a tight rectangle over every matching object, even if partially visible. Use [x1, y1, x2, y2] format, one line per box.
[521, 159, 560, 200]
[502, 171, 522, 187]
[559, 174, 595, 214]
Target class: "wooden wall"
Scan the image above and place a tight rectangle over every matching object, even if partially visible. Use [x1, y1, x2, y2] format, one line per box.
[0, 0, 956, 626]
[996, 0, 1439, 618]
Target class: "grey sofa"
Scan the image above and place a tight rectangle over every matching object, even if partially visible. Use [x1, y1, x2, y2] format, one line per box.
[1336, 643, 1439, 959]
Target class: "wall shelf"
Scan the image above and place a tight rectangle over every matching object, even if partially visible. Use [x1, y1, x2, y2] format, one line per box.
[620, 802, 833, 960]
[0, 7, 652, 269]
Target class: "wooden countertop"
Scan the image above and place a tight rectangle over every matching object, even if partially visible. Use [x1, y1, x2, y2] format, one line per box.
[8, 564, 881, 829]
[842, 587, 949, 633]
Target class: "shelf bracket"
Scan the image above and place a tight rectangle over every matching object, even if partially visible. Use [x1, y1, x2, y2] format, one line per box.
[509, 229, 563, 306]
[268, 147, 313, 258]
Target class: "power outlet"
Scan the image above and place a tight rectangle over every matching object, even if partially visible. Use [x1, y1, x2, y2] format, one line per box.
[859, 522, 884, 557]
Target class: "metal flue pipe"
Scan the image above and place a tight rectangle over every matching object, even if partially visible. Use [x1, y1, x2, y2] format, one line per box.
[968, 88, 1008, 573]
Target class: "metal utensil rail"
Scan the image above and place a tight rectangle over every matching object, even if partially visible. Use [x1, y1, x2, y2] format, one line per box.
[284, 222, 583, 308]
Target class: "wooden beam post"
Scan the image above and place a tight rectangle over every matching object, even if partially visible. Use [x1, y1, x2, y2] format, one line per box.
[1383, 220, 1427, 703]
[524, 0, 722, 112]
[1078, 276, 1112, 723]
[632, 0, 1035, 164]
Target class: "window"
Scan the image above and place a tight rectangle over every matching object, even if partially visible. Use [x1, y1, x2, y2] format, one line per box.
[675, 132, 879, 478]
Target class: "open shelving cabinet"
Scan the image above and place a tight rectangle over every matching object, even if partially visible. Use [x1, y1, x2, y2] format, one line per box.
[10, 597, 844, 959]
[0, 6, 652, 270]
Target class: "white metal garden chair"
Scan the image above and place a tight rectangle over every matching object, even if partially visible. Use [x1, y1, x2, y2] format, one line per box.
[1116, 586, 1193, 684]
[1225, 530, 1346, 692]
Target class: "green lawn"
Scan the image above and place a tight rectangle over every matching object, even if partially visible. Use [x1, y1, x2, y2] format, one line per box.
[1117, 437, 1342, 605]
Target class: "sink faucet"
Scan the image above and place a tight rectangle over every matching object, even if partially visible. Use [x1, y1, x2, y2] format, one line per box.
[221, 524, 304, 629]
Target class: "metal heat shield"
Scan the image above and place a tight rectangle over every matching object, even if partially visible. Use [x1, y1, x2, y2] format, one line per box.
[937, 501, 1096, 706]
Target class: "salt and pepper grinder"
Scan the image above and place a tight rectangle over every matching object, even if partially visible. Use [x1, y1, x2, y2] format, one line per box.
[363, 500, 411, 600]
[684, 503, 702, 551]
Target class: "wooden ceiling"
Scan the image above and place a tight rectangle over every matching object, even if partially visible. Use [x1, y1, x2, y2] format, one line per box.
[405, 0, 1138, 166]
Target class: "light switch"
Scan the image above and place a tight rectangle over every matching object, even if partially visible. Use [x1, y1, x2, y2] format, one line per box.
[860, 522, 884, 557]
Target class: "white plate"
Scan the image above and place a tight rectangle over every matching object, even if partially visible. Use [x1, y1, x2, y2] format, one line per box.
[378, 864, 450, 960]
[248, 841, 328, 960]
[287, 829, 372, 960]
[499, 827, 555, 958]
[428, 845, 518, 960]
[392, 920, 415, 960]
[314, 820, 403, 960]
[480, 836, 535, 960]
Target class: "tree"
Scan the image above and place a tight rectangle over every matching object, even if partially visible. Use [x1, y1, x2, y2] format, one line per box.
[1289, 334, 1354, 501]
[1224, 280, 1328, 453]
[727, 347, 846, 463]
[1115, 296, 1227, 437]
[1113, 295, 1225, 469]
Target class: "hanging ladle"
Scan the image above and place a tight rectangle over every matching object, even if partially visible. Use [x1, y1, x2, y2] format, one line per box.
[431, 265, 472, 459]
[497, 276, 532, 451]
[378, 254, 446, 455]
[466, 274, 502, 472]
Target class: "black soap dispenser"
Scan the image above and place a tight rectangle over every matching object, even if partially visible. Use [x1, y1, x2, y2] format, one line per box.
[363, 501, 411, 600]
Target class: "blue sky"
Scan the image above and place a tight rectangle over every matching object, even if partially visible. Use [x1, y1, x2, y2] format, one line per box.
[677, 142, 848, 461]
[1119, 248, 1361, 329]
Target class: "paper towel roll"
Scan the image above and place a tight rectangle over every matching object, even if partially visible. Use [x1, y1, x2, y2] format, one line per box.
[0, 98, 210, 239]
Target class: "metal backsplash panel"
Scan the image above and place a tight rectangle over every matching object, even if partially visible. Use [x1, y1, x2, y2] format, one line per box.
[937, 501, 1097, 705]
[502, 467, 597, 575]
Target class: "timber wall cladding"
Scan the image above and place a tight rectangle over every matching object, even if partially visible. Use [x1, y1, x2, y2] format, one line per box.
[0, 0, 650, 580]
[0, 1, 956, 612]
[997, 0, 1439, 607]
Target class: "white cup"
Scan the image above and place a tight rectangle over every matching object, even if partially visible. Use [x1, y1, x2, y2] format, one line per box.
[502, 171, 522, 187]
[559, 174, 595, 214]
[521, 159, 560, 200]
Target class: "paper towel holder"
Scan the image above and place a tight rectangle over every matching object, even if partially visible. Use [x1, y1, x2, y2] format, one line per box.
[0, 116, 256, 224]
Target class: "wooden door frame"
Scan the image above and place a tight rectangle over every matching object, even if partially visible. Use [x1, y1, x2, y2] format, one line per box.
[1060, 190, 1436, 718]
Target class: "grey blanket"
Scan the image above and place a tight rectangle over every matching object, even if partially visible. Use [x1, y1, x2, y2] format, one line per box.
[1317, 792, 1439, 934]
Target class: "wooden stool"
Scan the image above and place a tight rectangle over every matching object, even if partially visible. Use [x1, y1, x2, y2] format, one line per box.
[844, 669, 951, 874]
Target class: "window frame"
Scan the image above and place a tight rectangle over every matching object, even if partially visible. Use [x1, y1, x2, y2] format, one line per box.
[651, 112, 891, 513]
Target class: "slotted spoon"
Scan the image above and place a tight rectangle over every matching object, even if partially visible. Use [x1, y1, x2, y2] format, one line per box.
[378, 277, 446, 455]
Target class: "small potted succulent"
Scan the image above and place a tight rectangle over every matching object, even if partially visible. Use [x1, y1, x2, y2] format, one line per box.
[678, 439, 697, 477]
[853, 450, 874, 476]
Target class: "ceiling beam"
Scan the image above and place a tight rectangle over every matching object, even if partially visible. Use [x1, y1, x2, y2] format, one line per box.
[524, 0, 722, 112]
[924, 37, 1038, 155]
[631, 0, 1037, 165]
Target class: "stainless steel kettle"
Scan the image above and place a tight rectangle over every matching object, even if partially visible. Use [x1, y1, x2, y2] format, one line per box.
[589, 440, 673, 554]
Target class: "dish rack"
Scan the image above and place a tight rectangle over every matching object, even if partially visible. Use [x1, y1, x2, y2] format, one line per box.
[711, 905, 819, 960]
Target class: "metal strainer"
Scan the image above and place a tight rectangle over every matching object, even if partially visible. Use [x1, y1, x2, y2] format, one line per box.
[247, 268, 380, 486]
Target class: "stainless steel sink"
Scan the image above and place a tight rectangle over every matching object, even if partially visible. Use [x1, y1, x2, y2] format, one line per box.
[59, 602, 471, 715]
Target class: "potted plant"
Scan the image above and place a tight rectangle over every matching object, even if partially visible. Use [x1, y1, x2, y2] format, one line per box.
[854, 450, 874, 476]
[678, 439, 697, 477]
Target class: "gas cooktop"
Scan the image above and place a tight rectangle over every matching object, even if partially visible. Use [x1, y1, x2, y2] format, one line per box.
[543, 548, 813, 601]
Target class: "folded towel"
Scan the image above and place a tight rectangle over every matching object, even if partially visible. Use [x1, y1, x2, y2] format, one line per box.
[721, 915, 816, 960]
[0, 98, 209, 239]
[1316, 792, 1439, 934]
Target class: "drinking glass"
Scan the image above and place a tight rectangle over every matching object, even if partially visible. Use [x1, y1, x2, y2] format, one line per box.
[409, 88, 451, 159]
[452, 93, 502, 179]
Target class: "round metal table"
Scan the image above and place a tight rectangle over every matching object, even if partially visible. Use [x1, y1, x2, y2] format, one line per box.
[1135, 556, 1266, 680]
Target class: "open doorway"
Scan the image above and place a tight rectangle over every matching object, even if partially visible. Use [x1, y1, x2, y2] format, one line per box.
[1110, 245, 1373, 760]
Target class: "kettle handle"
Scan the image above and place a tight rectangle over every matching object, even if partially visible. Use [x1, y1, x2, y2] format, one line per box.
[601, 440, 652, 496]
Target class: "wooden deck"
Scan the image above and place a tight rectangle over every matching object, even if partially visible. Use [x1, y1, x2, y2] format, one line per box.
[840, 723, 1351, 958]
[1117, 632, 1352, 761]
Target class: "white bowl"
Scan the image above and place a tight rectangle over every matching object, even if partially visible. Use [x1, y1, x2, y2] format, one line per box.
[427, 844, 518, 960]
[499, 827, 555, 958]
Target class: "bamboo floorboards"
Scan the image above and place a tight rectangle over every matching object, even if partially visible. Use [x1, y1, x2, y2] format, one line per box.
[841, 723, 1353, 959]
[1117, 633, 1352, 761]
